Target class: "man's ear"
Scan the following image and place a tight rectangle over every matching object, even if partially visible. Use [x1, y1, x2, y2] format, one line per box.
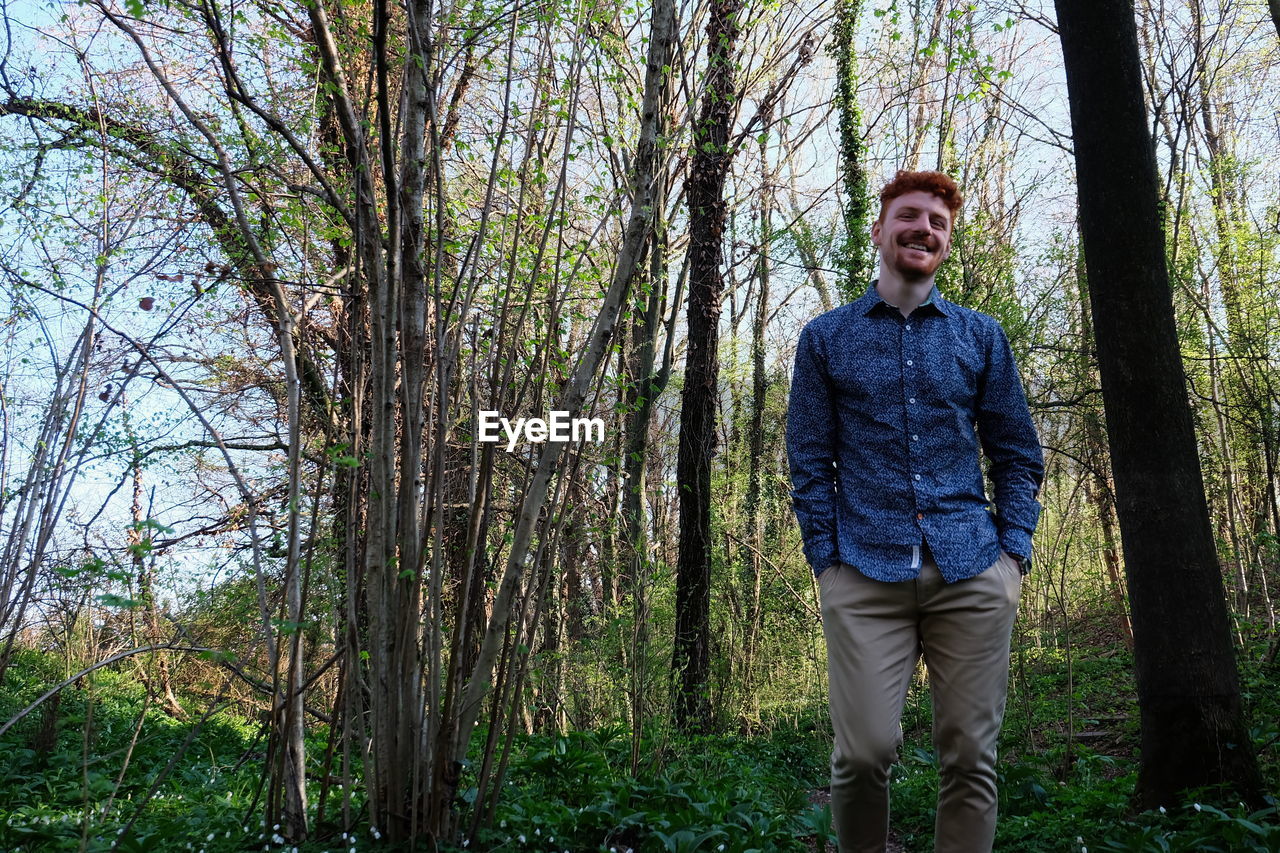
[870, 218, 882, 246]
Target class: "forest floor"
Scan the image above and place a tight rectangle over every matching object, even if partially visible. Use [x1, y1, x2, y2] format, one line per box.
[1, 632, 1279, 851]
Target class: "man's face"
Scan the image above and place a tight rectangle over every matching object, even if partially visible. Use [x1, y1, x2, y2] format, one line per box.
[871, 190, 954, 282]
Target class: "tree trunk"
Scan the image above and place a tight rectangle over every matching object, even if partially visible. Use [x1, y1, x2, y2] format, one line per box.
[1055, 0, 1263, 808]
[675, 0, 743, 733]
[129, 456, 184, 717]
[833, 0, 870, 298]
[741, 124, 771, 715]
[1075, 260, 1134, 650]
[624, 178, 674, 768]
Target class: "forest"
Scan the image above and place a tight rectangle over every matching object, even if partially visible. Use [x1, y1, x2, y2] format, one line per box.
[1, 0, 1279, 849]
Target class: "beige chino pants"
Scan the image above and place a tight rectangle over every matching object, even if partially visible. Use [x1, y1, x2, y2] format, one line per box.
[819, 549, 1022, 853]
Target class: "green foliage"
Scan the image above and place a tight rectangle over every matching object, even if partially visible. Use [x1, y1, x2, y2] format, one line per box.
[884, 640, 1280, 852]
[0, 650, 262, 852]
[4, 638, 1279, 852]
[468, 727, 829, 852]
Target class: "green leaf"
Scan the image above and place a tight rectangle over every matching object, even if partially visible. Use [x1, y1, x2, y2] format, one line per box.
[96, 593, 143, 609]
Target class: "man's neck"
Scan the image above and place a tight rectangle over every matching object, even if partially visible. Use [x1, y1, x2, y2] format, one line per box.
[875, 274, 935, 318]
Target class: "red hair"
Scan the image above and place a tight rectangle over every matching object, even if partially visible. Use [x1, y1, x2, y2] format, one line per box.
[877, 170, 963, 222]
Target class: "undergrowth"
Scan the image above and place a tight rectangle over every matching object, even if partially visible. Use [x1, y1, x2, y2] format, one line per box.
[2, 637, 1279, 852]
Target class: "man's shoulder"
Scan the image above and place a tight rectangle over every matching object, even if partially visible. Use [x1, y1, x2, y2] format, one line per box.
[801, 303, 862, 338]
[936, 296, 1008, 339]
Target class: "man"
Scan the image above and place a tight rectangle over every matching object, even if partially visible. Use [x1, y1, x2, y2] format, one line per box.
[787, 170, 1043, 853]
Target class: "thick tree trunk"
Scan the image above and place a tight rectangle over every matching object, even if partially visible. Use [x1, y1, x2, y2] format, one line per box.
[674, 0, 743, 734]
[1055, 0, 1263, 808]
[1075, 255, 1134, 649]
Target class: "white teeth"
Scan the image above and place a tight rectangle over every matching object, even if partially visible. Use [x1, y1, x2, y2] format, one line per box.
[904, 243, 929, 251]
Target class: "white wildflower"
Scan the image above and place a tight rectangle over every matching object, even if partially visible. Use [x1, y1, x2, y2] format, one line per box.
[1194, 803, 1202, 812]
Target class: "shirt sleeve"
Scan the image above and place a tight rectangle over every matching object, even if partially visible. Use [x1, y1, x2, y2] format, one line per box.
[976, 321, 1044, 561]
[787, 323, 840, 574]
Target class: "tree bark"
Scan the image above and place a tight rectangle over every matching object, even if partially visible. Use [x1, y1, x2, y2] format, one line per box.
[1054, 0, 1263, 808]
[833, 0, 871, 298]
[675, 0, 743, 733]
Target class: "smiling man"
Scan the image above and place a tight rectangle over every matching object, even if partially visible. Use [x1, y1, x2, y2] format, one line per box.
[787, 170, 1044, 853]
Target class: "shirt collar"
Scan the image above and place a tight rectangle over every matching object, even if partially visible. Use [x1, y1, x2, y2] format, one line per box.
[858, 280, 951, 317]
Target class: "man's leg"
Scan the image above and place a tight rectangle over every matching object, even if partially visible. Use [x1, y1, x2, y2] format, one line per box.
[821, 564, 920, 853]
[917, 551, 1022, 853]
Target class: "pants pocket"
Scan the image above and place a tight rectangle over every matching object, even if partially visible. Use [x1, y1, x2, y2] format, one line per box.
[996, 551, 1023, 606]
[818, 564, 842, 597]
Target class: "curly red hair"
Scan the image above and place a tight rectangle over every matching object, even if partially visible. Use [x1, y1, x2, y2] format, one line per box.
[877, 170, 963, 223]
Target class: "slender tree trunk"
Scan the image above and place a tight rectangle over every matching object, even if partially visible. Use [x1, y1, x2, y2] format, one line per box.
[903, 0, 945, 171]
[741, 124, 770, 711]
[453, 0, 677, 755]
[833, 0, 870, 298]
[675, 0, 744, 733]
[624, 179, 674, 769]
[1055, 0, 1263, 808]
[128, 457, 184, 716]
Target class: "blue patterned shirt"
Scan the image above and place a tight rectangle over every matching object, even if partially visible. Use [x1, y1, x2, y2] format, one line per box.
[786, 282, 1044, 583]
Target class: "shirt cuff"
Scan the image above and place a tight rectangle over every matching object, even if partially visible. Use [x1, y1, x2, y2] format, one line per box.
[999, 526, 1033, 563]
[803, 537, 838, 576]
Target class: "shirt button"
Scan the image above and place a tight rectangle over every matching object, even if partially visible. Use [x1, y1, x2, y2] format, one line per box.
[912, 434, 918, 441]
[914, 474, 921, 481]
[906, 359, 913, 366]
[906, 324, 912, 330]
[909, 397, 916, 404]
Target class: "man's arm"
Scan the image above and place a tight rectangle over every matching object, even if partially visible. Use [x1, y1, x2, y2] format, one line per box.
[787, 323, 840, 574]
[976, 322, 1045, 565]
